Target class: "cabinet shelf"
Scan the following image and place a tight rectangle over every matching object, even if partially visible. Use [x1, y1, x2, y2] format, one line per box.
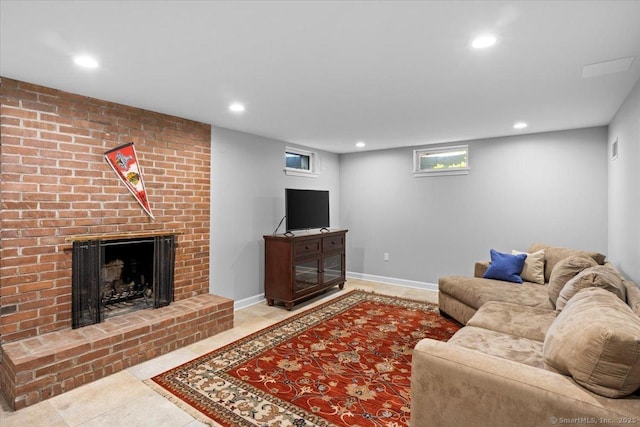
[264, 229, 348, 310]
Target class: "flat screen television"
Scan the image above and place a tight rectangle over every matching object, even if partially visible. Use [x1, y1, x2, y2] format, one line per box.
[285, 189, 330, 232]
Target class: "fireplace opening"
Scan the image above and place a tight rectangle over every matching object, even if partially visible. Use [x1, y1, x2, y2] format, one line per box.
[72, 235, 175, 328]
[101, 239, 154, 320]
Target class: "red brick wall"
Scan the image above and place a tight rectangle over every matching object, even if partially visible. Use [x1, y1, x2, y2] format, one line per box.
[0, 77, 212, 344]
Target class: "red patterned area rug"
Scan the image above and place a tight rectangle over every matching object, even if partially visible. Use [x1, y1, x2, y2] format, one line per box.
[149, 290, 460, 426]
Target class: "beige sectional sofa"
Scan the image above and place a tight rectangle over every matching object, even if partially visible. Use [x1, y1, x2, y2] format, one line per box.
[411, 244, 640, 427]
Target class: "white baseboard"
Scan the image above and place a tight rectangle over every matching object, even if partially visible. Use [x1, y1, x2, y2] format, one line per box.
[346, 271, 438, 292]
[234, 294, 265, 311]
[234, 273, 438, 311]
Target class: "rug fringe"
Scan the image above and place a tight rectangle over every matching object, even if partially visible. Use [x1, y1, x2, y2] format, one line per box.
[351, 287, 439, 306]
[144, 379, 222, 426]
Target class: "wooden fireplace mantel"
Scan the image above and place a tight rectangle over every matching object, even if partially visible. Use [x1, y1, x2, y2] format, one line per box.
[65, 230, 184, 242]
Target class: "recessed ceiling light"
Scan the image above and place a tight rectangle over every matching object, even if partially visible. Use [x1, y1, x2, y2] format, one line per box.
[229, 103, 245, 113]
[471, 35, 497, 49]
[356, 141, 366, 148]
[73, 55, 99, 68]
[513, 122, 528, 130]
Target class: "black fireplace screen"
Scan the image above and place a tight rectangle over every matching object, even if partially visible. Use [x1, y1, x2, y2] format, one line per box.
[72, 235, 175, 328]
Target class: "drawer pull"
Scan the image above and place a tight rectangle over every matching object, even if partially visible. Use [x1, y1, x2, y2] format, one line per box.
[305, 246, 310, 250]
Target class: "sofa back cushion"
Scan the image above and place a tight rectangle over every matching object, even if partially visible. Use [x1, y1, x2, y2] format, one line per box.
[528, 243, 606, 283]
[556, 265, 627, 311]
[543, 287, 640, 398]
[626, 280, 640, 317]
[547, 255, 597, 309]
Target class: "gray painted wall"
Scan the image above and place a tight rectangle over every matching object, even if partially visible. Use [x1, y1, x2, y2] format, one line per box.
[608, 78, 640, 283]
[340, 127, 609, 285]
[209, 124, 613, 300]
[210, 126, 341, 302]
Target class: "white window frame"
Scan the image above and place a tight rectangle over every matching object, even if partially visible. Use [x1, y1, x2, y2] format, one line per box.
[413, 145, 470, 177]
[284, 146, 319, 178]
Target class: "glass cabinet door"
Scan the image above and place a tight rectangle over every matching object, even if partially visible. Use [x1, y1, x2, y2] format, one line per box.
[294, 258, 320, 292]
[323, 253, 343, 283]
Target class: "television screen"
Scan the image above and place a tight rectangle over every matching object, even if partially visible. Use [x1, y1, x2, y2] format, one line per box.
[285, 189, 329, 232]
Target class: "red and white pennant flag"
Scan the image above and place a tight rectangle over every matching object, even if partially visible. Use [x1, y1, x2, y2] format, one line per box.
[104, 143, 154, 219]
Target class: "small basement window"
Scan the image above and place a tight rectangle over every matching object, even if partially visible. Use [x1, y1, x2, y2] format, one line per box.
[413, 145, 469, 177]
[285, 147, 318, 178]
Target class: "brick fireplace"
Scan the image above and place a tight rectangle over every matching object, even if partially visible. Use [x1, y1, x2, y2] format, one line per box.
[0, 78, 233, 409]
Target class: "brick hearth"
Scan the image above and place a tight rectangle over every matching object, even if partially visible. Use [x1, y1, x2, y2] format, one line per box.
[0, 77, 231, 410]
[1, 294, 233, 410]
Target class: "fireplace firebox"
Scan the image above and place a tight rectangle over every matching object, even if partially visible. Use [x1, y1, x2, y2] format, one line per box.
[72, 235, 175, 328]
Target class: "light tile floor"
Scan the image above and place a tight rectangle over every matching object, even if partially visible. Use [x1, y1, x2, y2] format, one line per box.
[0, 279, 438, 427]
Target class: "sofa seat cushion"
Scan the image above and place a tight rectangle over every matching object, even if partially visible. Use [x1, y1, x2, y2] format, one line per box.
[448, 326, 545, 369]
[543, 287, 640, 398]
[467, 301, 557, 342]
[439, 276, 552, 312]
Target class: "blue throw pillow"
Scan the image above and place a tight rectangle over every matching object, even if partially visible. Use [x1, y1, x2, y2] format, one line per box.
[483, 249, 527, 284]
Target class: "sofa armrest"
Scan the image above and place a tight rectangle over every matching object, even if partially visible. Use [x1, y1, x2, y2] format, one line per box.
[474, 261, 490, 278]
[411, 339, 640, 427]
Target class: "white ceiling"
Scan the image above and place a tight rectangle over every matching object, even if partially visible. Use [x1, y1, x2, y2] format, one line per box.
[2, 1, 640, 153]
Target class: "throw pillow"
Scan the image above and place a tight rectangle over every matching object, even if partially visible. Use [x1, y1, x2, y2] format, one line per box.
[543, 287, 640, 398]
[547, 255, 597, 309]
[483, 249, 527, 284]
[527, 243, 606, 283]
[556, 265, 627, 311]
[512, 249, 545, 284]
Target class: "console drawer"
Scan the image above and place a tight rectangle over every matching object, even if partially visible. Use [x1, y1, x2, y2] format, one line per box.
[294, 239, 321, 257]
[323, 235, 344, 251]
